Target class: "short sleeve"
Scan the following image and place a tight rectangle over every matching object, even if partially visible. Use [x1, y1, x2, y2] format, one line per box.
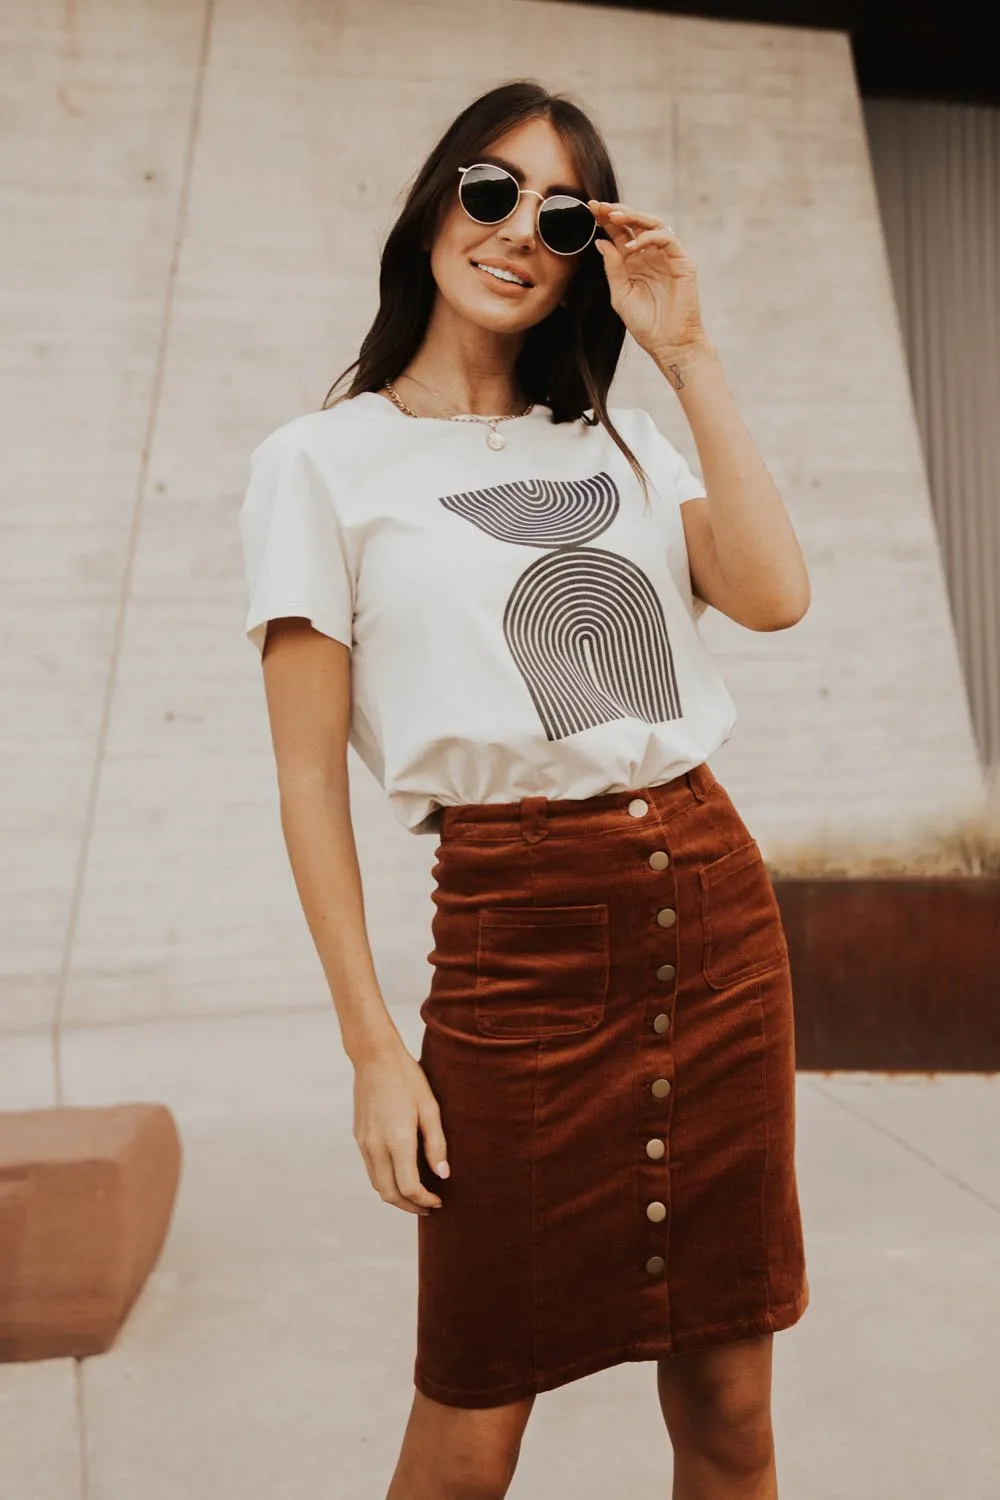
[634, 409, 709, 619]
[238, 429, 355, 655]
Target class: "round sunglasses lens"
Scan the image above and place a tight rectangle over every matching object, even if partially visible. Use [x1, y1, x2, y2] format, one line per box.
[459, 165, 519, 224]
[538, 196, 595, 254]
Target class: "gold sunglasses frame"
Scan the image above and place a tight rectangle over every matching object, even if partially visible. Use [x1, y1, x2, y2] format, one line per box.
[456, 164, 598, 256]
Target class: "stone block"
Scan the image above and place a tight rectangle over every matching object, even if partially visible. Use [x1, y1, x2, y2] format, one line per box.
[0, 1103, 181, 1361]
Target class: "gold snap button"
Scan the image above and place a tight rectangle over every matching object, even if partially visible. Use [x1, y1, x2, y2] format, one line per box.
[648, 850, 669, 870]
[651, 1077, 672, 1098]
[646, 1137, 665, 1159]
[656, 963, 676, 981]
[646, 1254, 666, 1274]
[628, 798, 649, 818]
[646, 1200, 667, 1222]
[652, 1013, 669, 1033]
[656, 908, 676, 927]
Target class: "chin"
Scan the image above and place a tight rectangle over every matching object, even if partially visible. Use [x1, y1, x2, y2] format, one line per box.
[453, 290, 553, 334]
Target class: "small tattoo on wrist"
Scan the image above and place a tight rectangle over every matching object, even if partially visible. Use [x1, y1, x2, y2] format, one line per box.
[666, 363, 685, 390]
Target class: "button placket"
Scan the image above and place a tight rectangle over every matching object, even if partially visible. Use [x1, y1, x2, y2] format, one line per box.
[631, 795, 676, 1277]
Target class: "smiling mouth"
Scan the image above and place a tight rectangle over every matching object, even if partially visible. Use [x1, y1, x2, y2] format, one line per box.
[471, 261, 533, 289]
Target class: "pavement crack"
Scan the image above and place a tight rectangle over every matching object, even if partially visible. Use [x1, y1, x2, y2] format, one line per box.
[805, 1077, 1000, 1216]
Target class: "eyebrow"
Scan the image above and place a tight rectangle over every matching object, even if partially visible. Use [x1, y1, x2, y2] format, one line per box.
[473, 153, 586, 199]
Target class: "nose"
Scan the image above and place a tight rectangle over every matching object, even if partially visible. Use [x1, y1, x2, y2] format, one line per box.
[497, 190, 542, 250]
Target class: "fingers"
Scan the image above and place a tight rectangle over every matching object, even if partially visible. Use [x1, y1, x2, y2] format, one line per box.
[367, 1137, 443, 1215]
[588, 200, 639, 253]
[588, 202, 687, 272]
[589, 199, 662, 231]
[419, 1099, 450, 1185]
[352, 1051, 449, 1217]
[390, 1134, 444, 1213]
[589, 199, 665, 248]
[619, 226, 683, 256]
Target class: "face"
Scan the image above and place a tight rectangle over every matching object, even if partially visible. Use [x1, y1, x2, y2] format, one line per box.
[427, 116, 590, 335]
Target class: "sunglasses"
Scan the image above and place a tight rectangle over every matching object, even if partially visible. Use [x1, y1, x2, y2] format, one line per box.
[456, 163, 598, 257]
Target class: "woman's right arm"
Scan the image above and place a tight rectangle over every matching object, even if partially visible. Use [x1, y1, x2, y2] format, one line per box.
[260, 616, 449, 1216]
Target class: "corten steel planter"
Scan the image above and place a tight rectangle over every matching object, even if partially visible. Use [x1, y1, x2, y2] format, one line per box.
[772, 876, 1000, 1072]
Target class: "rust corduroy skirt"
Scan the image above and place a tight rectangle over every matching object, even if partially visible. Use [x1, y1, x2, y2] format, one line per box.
[414, 759, 809, 1408]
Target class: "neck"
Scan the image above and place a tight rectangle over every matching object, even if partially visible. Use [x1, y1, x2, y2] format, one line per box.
[396, 297, 528, 416]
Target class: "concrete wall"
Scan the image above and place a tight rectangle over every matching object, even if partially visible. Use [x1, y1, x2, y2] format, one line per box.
[1, 0, 984, 1041]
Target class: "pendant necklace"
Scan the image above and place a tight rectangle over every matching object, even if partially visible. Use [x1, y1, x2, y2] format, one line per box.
[381, 378, 534, 451]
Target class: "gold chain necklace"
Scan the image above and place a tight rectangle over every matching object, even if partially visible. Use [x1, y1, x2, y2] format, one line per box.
[381, 379, 534, 451]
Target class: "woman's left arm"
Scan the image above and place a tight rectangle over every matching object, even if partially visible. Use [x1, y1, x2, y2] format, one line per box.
[590, 199, 811, 632]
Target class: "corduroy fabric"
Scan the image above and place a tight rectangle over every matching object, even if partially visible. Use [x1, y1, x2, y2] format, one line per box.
[414, 760, 809, 1409]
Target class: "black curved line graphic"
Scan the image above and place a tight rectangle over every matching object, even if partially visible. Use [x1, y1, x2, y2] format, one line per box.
[437, 471, 683, 740]
[438, 471, 618, 549]
[503, 549, 681, 741]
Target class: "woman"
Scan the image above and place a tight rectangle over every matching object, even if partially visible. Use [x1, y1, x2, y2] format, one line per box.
[240, 79, 811, 1500]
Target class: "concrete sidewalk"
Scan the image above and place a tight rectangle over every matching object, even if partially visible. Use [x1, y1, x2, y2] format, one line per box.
[2, 1008, 998, 1499]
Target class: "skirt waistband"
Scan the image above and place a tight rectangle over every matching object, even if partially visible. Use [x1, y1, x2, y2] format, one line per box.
[437, 761, 718, 844]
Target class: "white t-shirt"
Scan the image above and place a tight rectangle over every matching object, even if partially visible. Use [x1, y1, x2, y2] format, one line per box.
[239, 391, 737, 835]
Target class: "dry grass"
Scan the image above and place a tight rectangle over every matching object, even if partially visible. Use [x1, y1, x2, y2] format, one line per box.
[765, 811, 1000, 879]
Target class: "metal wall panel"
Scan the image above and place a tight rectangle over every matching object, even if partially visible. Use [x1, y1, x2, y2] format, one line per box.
[865, 98, 1000, 796]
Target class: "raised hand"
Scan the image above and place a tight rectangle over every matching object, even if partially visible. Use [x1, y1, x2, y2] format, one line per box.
[589, 199, 709, 364]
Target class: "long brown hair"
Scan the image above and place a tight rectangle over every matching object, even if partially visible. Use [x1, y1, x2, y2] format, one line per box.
[321, 79, 650, 502]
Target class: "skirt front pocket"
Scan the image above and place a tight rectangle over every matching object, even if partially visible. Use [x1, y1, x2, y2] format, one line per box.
[474, 904, 610, 1038]
[699, 838, 788, 991]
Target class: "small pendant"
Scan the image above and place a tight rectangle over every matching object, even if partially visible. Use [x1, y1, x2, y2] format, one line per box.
[486, 429, 506, 450]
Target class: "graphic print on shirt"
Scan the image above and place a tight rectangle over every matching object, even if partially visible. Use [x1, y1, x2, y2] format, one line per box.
[438, 471, 682, 741]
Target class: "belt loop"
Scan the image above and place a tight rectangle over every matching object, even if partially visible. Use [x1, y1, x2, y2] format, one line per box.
[520, 795, 549, 844]
[687, 761, 714, 802]
[438, 806, 459, 838]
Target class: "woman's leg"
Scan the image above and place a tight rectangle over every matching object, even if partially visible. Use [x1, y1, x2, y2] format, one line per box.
[656, 1334, 778, 1500]
[386, 1388, 536, 1500]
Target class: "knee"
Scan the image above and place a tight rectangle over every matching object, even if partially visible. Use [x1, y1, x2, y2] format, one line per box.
[684, 1385, 774, 1473]
[414, 1427, 524, 1500]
